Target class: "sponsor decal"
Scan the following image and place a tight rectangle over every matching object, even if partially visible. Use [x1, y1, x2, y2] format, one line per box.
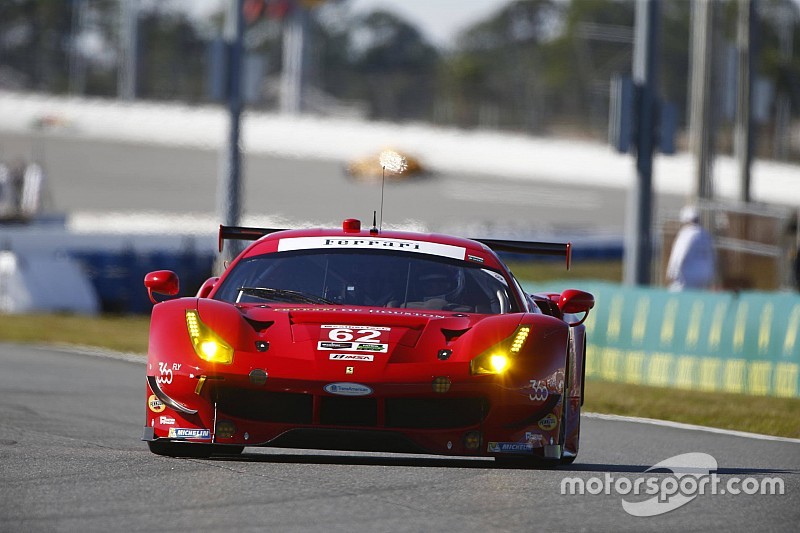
[467, 254, 484, 263]
[346, 366, 354, 375]
[329, 353, 374, 361]
[148, 394, 165, 413]
[321, 325, 390, 331]
[319, 342, 353, 350]
[323, 382, 373, 396]
[528, 379, 549, 401]
[321, 326, 390, 348]
[156, 362, 176, 385]
[159, 416, 176, 425]
[525, 432, 545, 446]
[367, 309, 447, 318]
[168, 428, 211, 439]
[356, 343, 385, 352]
[317, 341, 388, 353]
[546, 370, 565, 393]
[538, 413, 558, 431]
[488, 441, 534, 454]
[278, 236, 467, 260]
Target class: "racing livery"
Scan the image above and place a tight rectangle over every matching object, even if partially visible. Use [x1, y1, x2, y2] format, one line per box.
[142, 218, 594, 465]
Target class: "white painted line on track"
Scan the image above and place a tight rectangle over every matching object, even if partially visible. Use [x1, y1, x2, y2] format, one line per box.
[48, 343, 145, 365]
[584, 411, 800, 444]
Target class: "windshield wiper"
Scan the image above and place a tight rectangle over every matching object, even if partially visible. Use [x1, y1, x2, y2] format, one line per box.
[238, 287, 335, 305]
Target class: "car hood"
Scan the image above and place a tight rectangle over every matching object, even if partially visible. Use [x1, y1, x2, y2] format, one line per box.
[195, 300, 526, 380]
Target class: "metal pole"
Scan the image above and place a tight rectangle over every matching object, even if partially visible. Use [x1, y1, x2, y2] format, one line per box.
[118, 0, 139, 100]
[688, 0, 716, 201]
[624, 0, 659, 286]
[735, 0, 755, 203]
[217, 0, 245, 268]
[281, 6, 307, 114]
[69, 0, 88, 96]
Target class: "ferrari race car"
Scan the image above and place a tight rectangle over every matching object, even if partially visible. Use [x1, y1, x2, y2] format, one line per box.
[142, 218, 594, 466]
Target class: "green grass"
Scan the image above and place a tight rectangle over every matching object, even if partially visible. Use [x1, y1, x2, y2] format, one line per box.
[0, 313, 150, 354]
[506, 259, 622, 283]
[2, 312, 798, 439]
[584, 380, 800, 439]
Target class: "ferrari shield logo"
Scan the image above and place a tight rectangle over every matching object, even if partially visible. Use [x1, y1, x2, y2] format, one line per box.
[346, 366, 354, 375]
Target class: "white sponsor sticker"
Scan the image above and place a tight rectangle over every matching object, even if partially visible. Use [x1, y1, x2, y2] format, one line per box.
[323, 382, 373, 396]
[278, 236, 466, 260]
[168, 428, 211, 439]
[317, 341, 388, 353]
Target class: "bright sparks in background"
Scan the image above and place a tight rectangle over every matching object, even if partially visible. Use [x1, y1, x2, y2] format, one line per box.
[379, 149, 408, 174]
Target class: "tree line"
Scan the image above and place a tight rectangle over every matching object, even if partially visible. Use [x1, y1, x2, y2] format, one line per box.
[1, 0, 798, 159]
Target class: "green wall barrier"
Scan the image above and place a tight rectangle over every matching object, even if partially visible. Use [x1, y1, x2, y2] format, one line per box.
[522, 281, 800, 398]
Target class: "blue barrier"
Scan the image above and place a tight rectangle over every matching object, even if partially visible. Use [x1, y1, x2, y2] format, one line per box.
[71, 249, 215, 314]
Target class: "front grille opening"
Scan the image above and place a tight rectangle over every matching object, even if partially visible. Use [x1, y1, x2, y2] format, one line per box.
[270, 429, 426, 454]
[385, 397, 488, 429]
[215, 388, 312, 424]
[320, 396, 377, 427]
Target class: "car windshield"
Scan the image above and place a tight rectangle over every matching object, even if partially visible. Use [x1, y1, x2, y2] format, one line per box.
[213, 250, 517, 314]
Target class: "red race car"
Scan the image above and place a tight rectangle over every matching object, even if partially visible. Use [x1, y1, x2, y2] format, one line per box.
[142, 218, 594, 466]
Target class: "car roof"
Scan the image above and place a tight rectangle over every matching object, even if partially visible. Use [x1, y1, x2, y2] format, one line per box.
[239, 224, 507, 270]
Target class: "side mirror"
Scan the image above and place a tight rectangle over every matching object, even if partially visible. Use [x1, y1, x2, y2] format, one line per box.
[557, 289, 595, 326]
[196, 277, 220, 299]
[144, 270, 180, 304]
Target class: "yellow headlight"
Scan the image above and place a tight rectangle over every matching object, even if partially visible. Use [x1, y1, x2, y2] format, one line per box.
[185, 310, 234, 365]
[489, 354, 509, 373]
[471, 351, 511, 375]
[469, 325, 530, 375]
[510, 326, 530, 353]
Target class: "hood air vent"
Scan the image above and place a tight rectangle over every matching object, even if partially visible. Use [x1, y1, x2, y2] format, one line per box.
[441, 328, 470, 344]
[244, 318, 274, 333]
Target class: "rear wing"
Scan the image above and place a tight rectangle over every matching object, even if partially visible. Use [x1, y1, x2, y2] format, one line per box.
[218, 225, 283, 252]
[476, 238, 572, 270]
[218, 225, 572, 269]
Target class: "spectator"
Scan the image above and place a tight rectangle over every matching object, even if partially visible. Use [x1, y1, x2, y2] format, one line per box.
[666, 206, 716, 291]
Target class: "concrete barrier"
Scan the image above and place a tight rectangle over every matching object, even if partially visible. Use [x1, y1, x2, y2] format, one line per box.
[523, 281, 800, 398]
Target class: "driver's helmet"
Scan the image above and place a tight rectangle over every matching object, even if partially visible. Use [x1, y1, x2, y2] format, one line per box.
[416, 263, 465, 302]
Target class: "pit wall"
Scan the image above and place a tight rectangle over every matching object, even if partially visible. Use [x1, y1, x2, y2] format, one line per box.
[523, 281, 800, 398]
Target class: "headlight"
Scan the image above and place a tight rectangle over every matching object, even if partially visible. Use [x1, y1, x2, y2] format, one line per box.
[185, 309, 234, 364]
[509, 326, 530, 353]
[470, 326, 530, 375]
[470, 351, 510, 375]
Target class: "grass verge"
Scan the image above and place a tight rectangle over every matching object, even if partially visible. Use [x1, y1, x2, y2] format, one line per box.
[0, 313, 150, 354]
[584, 380, 800, 439]
[1, 313, 798, 439]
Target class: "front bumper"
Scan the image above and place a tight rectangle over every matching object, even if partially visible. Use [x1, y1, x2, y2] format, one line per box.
[144, 374, 563, 458]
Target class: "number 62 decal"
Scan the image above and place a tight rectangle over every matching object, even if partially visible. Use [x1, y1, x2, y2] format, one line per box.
[318, 325, 390, 352]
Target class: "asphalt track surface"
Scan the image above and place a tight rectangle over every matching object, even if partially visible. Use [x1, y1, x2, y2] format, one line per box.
[1, 343, 798, 532]
[0, 132, 687, 237]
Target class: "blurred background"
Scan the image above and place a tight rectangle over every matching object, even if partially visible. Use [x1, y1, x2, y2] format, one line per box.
[0, 0, 799, 314]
